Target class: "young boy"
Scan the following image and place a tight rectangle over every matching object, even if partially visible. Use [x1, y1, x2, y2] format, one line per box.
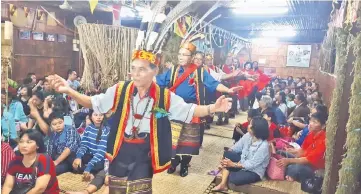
[47, 112, 80, 175]
[232, 109, 260, 143]
[262, 109, 278, 141]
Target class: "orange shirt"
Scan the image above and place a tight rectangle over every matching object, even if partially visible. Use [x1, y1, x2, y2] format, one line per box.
[301, 130, 326, 169]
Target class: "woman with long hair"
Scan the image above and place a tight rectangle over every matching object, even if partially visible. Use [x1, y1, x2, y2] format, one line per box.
[275, 91, 288, 117]
[72, 109, 109, 181]
[67, 110, 111, 194]
[18, 86, 32, 116]
[2, 129, 60, 194]
[2, 89, 28, 123]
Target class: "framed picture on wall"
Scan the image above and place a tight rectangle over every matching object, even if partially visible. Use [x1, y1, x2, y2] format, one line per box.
[286, 45, 312, 68]
[46, 33, 56, 42]
[32, 32, 44, 40]
[19, 30, 31, 40]
[58, 34, 66, 43]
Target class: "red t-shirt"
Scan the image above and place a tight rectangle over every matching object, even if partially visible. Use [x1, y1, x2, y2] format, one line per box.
[279, 126, 293, 138]
[301, 130, 326, 169]
[7, 154, 60, 193]
[268, 122, 277, 141]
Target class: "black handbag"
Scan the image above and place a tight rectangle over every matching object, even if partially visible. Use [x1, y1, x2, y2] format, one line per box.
[301, 175, 323, 194]
[10, 155, 38, 194]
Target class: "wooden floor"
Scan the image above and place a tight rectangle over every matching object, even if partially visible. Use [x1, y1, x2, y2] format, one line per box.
[58, 113, 248, 194]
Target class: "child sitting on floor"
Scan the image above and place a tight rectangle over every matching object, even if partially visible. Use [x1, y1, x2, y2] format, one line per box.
[47, 112, 81, 175]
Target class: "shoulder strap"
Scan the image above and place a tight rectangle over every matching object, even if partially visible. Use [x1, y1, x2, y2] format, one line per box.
[31, 154, 39, 184]
[169, 64, 198, 92]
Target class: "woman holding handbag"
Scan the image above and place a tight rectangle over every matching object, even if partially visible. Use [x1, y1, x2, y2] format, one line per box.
[2, 129, 60, 194]
[212, 117, 270, 192]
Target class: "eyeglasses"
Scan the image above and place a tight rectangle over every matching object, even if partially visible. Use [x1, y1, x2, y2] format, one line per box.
[178, 53, 192, 57]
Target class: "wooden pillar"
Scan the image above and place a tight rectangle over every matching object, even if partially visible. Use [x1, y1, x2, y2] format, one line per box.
[323, 26, 358, 194]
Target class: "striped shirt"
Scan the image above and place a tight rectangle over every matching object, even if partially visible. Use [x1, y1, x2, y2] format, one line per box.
[1, 142, 15, 178]
[76, 124, 110, 172]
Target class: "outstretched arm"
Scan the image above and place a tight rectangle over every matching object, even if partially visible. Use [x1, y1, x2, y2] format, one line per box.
[64, 87, 92, 108]
[47, 75, 92, 108]
[168, 93, 231, 123]
[47, 75, 117, 113]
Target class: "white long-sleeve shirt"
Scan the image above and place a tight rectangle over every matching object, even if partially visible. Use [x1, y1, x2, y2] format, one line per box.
[204, 65, 226, 82]
[90, 83, 196, 135]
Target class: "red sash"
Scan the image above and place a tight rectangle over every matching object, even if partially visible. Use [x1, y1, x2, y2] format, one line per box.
[169, 64, 198, 92]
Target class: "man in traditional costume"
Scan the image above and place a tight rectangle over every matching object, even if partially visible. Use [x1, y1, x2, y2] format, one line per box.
[47, 2, 234, 192]
[156, 42, 243, 177]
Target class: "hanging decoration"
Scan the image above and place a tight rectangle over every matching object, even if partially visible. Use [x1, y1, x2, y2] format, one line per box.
[24, 7, 30, 17]
[36, 9, 45, 20]
[174, 16, 192, 38]
[77, 24, 138, 90]
[89, 0, 98, 14]
[9, 4, 17, 17]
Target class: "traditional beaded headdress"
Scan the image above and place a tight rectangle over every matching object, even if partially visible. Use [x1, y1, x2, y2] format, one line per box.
[132, 0, 197, 66]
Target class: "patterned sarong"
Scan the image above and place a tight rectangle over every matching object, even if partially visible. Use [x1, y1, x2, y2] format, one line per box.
[173, 123, 201, 155]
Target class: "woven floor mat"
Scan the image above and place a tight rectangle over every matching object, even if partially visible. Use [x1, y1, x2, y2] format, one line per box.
[153, 134, 234, 194]
[57, 114, 246, 194]
[57, 173, 105, 194]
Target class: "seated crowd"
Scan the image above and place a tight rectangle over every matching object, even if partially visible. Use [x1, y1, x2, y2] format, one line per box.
[1, 71, 327, 193]
[212, 76, 328, 193]
[1, 70, 110, 194]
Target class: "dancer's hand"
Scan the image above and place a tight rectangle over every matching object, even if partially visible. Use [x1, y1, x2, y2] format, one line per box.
[227, 86, 243, 94]
[47, 74, 71, 94]
[213, 95, 232, 113]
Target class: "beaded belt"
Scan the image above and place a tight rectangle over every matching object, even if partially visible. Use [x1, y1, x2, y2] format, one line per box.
[109, 176, 152, 194]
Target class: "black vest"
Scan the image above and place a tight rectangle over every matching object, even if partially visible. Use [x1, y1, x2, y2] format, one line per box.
[106, 81, 172, 173]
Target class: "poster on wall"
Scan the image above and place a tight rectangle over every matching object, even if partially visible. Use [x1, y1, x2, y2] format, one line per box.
[286, 45, 312, 68]
[46, 33, 56, 41]
[58, 34, 66, 43]
[19, 30, 30, 40]
[32, 32, 44, 40]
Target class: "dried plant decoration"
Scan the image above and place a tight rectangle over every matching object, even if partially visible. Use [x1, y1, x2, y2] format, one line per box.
[77, 24, 138, 90]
